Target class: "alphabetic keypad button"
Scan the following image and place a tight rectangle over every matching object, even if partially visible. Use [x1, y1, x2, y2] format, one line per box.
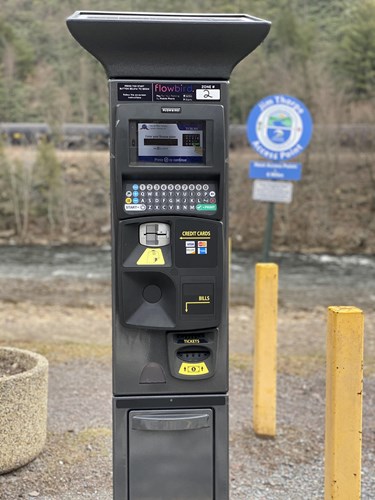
[125, 181, 217, 215]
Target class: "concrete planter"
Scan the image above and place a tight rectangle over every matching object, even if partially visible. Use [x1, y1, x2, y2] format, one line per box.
[0, 347, 48, 474]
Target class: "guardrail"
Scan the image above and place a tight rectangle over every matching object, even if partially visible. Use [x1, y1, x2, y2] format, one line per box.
[1, 123, 374, 149]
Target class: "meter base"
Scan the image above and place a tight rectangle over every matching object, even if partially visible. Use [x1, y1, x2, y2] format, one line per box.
[113, 394, 228, 500]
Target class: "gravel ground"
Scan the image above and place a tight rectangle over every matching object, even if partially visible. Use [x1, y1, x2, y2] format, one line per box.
[0, 292, 374, 499]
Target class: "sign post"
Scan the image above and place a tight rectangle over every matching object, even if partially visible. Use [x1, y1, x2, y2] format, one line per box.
[247, 94, 313, 260]
[263, 202, 275, 262]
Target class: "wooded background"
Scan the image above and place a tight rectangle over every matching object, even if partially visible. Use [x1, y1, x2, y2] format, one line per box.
[0, 0, 374, 252]
[1, 0, 374, 124]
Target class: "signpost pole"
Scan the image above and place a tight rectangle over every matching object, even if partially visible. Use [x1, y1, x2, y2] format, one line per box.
[262, 202, 274, 262]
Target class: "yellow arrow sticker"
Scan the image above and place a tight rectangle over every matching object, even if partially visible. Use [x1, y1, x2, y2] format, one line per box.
[137, 248, 165, 266]
[178, 362, 209, 376]
[185, 299, 210, 313]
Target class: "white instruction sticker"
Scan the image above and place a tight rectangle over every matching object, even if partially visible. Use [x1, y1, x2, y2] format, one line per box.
[196, 89, 221, 101]
[124, 204, 147, 212]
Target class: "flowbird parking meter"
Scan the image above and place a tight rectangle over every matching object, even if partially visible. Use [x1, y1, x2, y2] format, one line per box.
[67, 12, 270, 500]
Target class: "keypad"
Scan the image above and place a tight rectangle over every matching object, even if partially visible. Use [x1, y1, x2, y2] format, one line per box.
[183, 133, 201, 147]
[124, 181, 217, 215]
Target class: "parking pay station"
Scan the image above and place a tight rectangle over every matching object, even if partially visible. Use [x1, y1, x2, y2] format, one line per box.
[67, 11, 270, 500]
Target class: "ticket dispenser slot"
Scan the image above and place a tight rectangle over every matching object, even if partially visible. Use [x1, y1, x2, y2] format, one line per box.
[167, 330, 218, 380]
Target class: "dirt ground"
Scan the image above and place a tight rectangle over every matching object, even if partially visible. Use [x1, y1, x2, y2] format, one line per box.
[0, 280, 374, 499]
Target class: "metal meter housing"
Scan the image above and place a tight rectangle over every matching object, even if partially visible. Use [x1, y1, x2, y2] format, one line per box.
[110, 80, 229, 395]
[66, 11, 271, 500]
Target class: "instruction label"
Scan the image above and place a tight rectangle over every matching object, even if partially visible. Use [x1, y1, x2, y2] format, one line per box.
[118, 82, 221, 102]
[178, 362, 209, 375]
[137, 248, 165, 265]
[175, 220, 218, 269]
[182, 283, 214, 315]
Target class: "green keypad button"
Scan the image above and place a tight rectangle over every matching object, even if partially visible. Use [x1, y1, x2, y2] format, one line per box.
[196, 204, 217, 211]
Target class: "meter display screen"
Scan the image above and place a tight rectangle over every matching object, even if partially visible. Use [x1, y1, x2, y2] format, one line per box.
[134, 121, 205, 165]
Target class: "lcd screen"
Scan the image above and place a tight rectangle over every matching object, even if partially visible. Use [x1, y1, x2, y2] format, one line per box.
[136, 121, 205, 164]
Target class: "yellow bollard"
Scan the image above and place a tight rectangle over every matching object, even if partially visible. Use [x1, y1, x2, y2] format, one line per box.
[325, 306, 364, 500]
[253, 263, 278, 437]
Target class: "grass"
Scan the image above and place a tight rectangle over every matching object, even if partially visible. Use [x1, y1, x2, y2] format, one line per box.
[0, 340, 111, 364]
[50, 428, 112, 465]
[2, 339, 373, 376]
[230, 352, 326, 376]
[230, 352, 375, 376]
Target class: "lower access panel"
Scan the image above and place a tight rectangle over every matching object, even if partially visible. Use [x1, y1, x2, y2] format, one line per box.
[113, 395, 228, 500]
[129, 409, 213, 500]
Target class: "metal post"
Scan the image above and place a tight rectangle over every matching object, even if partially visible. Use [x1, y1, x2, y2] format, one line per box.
[325, 306, 364, 500]
[253, 263, 278, 437]
[262, 202, 274, 262]
[228, 236, 232, 301]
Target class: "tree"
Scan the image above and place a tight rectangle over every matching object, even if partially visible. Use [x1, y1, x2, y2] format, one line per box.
[34, 141, 62, 238]
[332, 0, 375, 99]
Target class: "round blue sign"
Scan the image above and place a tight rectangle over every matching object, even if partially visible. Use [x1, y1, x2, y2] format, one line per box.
[247, 94, 313, 161]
